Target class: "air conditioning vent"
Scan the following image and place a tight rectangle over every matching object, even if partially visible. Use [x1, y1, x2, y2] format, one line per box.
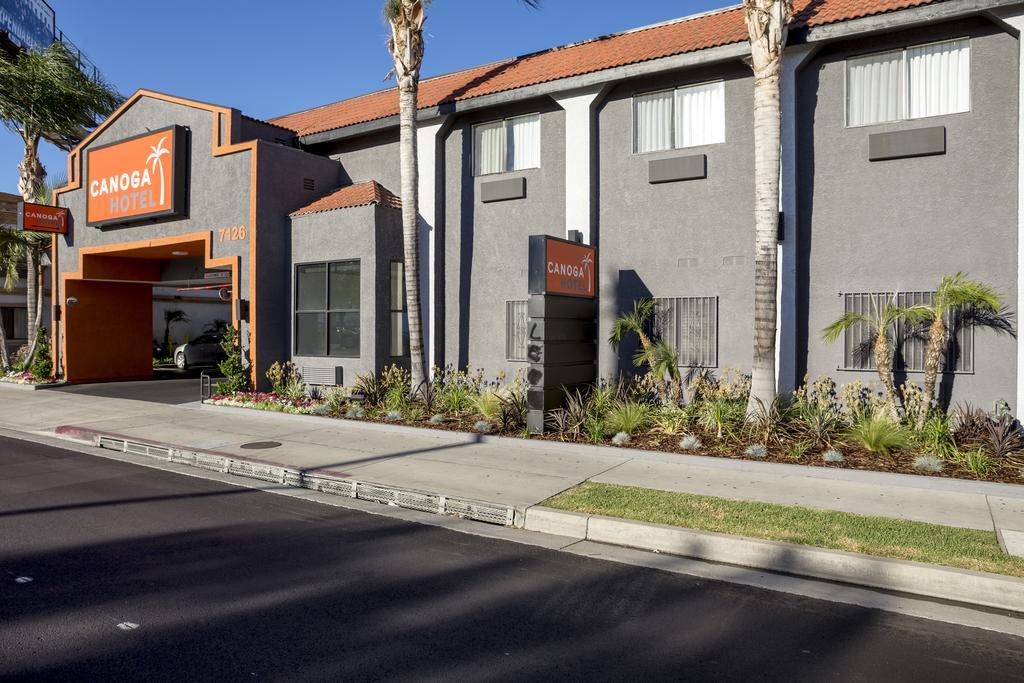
[301, 366, 342, 386]
[303, 178, 316, 191]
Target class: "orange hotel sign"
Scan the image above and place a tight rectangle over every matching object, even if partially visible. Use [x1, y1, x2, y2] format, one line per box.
[86, 125, 187, 227]
[18, 201, 68, 234]
[528, 234, 596, 298]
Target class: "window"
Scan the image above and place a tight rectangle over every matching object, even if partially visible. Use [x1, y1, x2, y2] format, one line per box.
[846, 38, 970, 127]
[634, 81, 725, 153]
[652, 297, 718, 368]
[0, 307, 27, 340]
[841, 292, 973, 372]
[295, 260, 360, 358]
[390, 262, 409, 357]
[472, 114, 540, 176]
[506, 300, 529, 362]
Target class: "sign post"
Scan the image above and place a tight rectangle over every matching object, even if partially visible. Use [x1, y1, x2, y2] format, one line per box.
[526, 234, 598, 433]
[17, 202, 69, 234]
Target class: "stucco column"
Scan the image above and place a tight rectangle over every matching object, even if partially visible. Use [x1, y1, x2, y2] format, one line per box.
[553, 86, 609, 244]
[417, 117, 448, 375]
[776, 44, 817, 394]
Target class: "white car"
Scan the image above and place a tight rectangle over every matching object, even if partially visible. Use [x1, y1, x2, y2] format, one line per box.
[174, 334, 226, 370]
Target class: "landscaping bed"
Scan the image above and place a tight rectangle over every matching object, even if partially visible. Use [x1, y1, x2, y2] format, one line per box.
[544, 482, 1024, 578]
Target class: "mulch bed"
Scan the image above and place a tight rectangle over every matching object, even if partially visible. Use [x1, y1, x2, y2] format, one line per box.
[212, 402, 1024, 486]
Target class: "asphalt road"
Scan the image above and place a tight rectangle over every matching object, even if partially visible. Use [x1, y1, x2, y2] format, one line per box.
[1, 436, 1022, 682]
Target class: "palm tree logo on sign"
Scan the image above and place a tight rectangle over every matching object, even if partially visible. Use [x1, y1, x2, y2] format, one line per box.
[581, 251, 594, 292]
[146, 136, 170, 206]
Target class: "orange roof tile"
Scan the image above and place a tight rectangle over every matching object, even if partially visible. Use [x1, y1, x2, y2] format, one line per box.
[291, 181, 401, 218]
[271, 0, 941, 138]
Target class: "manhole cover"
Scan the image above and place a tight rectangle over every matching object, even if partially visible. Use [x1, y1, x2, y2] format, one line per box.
[239, 441, 282, 450]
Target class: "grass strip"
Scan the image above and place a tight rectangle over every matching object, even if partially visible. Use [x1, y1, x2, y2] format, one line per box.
[544, 482, 1024, 578]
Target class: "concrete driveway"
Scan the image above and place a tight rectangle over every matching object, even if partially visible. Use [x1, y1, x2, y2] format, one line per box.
[51, 367, 219, 405]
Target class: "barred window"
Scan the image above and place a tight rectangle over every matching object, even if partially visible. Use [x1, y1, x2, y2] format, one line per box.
[653, 296, 718, 368]
[842, 292, 973, 372]
[506, 300, 529, 362]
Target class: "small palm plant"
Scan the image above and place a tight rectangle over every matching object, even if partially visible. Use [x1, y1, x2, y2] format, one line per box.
[609, 298, 657, 366]
[915, 274, 1012, 427]
[822, 294, 929, 416]
[163, 309, 190, 356]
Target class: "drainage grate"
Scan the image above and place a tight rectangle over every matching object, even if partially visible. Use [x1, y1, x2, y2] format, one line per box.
[92, 434, 516, 526]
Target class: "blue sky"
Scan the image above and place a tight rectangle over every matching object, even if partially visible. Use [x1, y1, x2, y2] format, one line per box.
[0, 0, 724, 194]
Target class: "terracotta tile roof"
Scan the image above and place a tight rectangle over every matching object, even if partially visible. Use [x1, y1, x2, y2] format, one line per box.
[291, 181, 401, 218]
[271, 0, 942, 138]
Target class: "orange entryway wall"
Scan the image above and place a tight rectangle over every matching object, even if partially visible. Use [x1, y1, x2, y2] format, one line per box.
[64, 280, 153, 382]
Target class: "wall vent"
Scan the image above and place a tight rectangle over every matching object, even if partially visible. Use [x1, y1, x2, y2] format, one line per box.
[301, 366, 342, 386]
[303, 178, 316, 191]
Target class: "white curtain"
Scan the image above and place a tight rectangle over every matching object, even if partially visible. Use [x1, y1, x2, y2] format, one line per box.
[473, 121, 505, 176]
[847, 49, 903, 126]
[634, 90, 673, 153]
[675, 81, 725, 148]
[507, 114, 540, 171]
[908, 39, 970, 119]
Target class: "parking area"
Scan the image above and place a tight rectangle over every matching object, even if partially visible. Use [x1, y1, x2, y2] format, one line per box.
[51, 367, 221, 405]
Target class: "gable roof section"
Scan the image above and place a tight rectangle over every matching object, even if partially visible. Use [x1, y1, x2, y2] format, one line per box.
[270, 0, 942, 138]
[290, 181, 401, 218]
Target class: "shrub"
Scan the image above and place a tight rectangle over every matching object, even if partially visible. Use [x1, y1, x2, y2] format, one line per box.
[416, 380, 438, 413]
[407, 407, 426, 422]
[679, 434, 702, 451]
[744, 444, 768, 459]
[584, 418, 607, 443]
[697, 399, 745, 440]
[747, 396, 793, 445]
[429, 413, 445, 425]
[914, 413, 956, 458]
[954, 448, 996, 479]
[784, 440, 812, 460]
[822, 449, 845, 463]
[266, 361, 300, 396]
[354, 373, 386, 408]
[29, 328, 52, 381]
[323, 387, 349, 415]
[950, 403, 992, 449]
[473, 420, 493, 434]
[345, 406, 366, 419]
[385, 410, 403, 422]
[652, 407, 692, 436]
[498, 389, 528, 432]
[308, 404, 332, 416]
[984, 414, 1024, 460]
[611, 432, 631, 446]
[846, 415, 912, 458]
[216, 326, 249, 394]
[913, 455, 944, 473]
[605, 401, 651, 435]
[470, 390, 502, 422]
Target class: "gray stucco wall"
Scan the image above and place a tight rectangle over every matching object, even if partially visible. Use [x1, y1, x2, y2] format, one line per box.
[254, 144, 341, 385]
[314, 129, 403, 193]
[796, 18, 1019, 411]
[442, 98, 566, 377]
[597, 62, 755, 380]
[240, 117, 297, 146]
[290, 203, 405, 384]
[55, 96, 255, 364]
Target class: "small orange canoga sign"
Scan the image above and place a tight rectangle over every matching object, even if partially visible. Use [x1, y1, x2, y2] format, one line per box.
[86, 125, 186, 227]
[545, 238, 596, 298]
[18, 201, 69, 234]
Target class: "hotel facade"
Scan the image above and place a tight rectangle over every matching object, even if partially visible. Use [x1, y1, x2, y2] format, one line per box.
[50, 0, 1024, 411]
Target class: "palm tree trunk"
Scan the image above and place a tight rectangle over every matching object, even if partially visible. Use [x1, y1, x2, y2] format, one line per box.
[747, 57, 783, 410]
[919, 314, 945, 428]
[23, 260, 43, 368]
[18, 135, 44, 355]
[24, 249, 37, 346]
[0, 312, 9, 370]
[874, 331, 899, 417]
[398, 74, 426, 391]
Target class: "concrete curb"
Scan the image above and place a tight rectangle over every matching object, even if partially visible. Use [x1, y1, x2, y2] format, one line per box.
[523, 506, 1024, 614]
[0, 381, 65, 391]
[198, 401, 1024, 499]
[51, 426, 519, 527]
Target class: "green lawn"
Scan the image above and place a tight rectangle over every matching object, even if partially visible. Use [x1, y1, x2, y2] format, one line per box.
[544, 482, 1024, 578]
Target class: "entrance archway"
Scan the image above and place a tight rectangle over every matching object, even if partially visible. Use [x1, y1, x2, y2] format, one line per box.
[59, 232, 239, 384]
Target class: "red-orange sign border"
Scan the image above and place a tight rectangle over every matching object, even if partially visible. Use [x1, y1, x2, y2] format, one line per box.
[85, 124, 189, 228]
[18, 201, 69, 234]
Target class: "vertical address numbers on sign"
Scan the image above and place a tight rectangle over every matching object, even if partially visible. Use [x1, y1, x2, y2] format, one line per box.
[218, 226, 247, 242]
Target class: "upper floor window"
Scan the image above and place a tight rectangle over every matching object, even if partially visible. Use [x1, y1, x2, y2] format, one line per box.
[473, 114, 540, 176]
[633, 80, 725, 154]
[846, 38, 970, 127]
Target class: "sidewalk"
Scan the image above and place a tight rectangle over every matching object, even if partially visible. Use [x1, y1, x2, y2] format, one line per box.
[2, 384, 1022, 542]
